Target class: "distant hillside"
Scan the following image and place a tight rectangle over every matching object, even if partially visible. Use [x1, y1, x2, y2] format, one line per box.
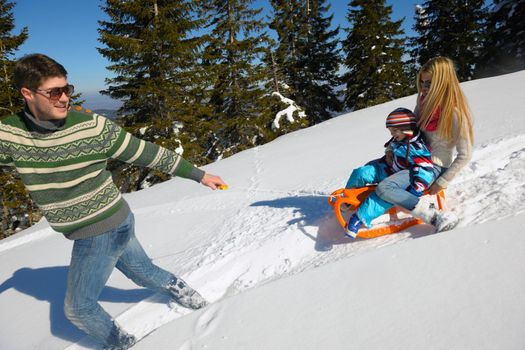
[93, 109, 119, 120]
[81, 91, 122, 111]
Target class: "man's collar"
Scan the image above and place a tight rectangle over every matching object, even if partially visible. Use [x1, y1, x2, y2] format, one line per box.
[23, 105, 67, 133]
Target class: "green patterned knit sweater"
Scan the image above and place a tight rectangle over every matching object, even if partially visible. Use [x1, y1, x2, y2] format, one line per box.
[0, 109, 204, 239]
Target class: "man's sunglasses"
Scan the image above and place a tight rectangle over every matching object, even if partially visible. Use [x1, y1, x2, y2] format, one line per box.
[420, 80, 431, 89]
[35, 84, 75, 101]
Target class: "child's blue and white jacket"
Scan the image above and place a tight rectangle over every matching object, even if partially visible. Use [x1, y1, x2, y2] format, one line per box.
[385, 130, 434, 194]
[344, 130, 434, 228]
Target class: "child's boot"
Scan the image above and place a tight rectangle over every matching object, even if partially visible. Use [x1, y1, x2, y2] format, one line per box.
[345, 214, 362, 238]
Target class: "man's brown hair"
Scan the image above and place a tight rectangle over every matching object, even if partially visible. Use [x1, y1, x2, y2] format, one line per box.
[14, 53, 68, 91]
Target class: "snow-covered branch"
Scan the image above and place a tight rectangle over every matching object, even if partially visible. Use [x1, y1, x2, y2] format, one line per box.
[272, 92, 306, 129]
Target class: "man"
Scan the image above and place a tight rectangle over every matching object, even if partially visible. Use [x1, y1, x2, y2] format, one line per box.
[1, 54, 226, 349]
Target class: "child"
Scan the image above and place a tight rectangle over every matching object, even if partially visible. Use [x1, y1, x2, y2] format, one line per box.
[344, 108, 434, 238]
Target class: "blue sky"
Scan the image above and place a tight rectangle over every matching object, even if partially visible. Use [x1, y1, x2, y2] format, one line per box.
[13, 0, 420, 108]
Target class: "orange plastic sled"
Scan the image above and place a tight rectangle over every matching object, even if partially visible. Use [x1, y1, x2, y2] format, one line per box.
[327, 186, 445, 239]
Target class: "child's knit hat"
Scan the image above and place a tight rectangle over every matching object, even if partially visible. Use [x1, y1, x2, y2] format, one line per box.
[385, 108, 416, 130]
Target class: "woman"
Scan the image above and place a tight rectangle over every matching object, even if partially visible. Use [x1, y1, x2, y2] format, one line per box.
[375, 57, 474, 232]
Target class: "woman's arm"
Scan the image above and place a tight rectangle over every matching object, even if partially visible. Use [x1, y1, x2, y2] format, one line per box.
[434, 115, 473, 190]
[434, 135, 472, 189]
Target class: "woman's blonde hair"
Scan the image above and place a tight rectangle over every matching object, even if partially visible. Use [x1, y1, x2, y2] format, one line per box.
[417, 57, 474, 145]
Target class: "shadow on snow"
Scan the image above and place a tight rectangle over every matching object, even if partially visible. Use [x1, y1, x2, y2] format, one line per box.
[0, 266, 155, 343]
[250, 195, 436, 252]
[250, 195, 346, 251]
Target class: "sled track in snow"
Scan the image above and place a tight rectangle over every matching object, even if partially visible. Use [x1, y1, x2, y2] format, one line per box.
[185, 134, 525, 299]
[149, 134, 525, 302]
[452, 134, 525, 227]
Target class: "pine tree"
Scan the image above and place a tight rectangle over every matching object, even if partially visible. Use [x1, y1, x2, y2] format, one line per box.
[268, 0, 302, 94]
[0, 1, 38, 239]
[477, 0, 525, 77]
[201, 0, 273, 160]
[406, 4, 428, 74]
[342, 0, 409, 111]
[296, 0, 342, 123]
[0, 0, 27, 115]
[267, 0, 308, 127]
[260, 38, 310, 137]
[0, 168, 40, 238]
[269, 0, 342, 124]
[98, 0, 211, 190]
[410, 0, 487, 81]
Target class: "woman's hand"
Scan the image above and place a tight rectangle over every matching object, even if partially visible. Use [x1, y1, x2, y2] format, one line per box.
[428, 182, 444, 195]
[201, 173, 227, 190]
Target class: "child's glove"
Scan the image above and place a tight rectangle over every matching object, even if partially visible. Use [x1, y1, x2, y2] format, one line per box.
[407, 186, 423, 197]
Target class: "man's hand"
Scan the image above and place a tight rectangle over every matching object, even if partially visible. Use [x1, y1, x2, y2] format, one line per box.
[428, 182, 444, 195]
[201, 173, 227, 190]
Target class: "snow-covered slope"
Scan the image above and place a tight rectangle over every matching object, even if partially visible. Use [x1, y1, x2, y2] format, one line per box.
[1, 70, 524, 350]
[137, 214, 525, 350]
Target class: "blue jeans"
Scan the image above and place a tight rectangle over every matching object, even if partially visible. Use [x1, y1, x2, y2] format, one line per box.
[376, 165, 446, 211]
[64, 213, 176, 346]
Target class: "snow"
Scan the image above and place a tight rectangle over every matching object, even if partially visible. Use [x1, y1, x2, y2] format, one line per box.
[174, 139, 184, 155]
[1, 70, 525, 350]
